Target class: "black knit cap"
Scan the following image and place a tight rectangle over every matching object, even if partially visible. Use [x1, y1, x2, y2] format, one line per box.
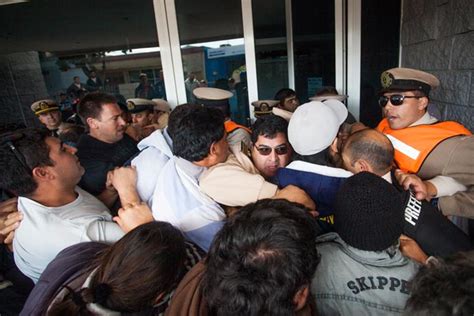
[334, 172, 404, 251]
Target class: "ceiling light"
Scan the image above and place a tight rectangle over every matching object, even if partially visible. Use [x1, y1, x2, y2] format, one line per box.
[0, 0, 29, 6]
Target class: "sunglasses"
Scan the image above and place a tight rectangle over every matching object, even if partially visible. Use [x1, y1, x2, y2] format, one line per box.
[378, 94, 423, 107]
[254, 144, 289, 156]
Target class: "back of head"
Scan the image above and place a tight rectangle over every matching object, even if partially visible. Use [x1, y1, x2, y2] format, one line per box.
[172, 106, 225, 161]
[77, 92, 117, 124]
[405, 251, 474, 316]
[203, 199, 320, 316]
[59, 125, 86, 147]
[167, 103, 202, 140]
[49, 221, 187, 315]
[0, 128, 53, 196]
[343, 129, 394, 175]
[251, 114, 289, 144]
[334, 172, 404, 251]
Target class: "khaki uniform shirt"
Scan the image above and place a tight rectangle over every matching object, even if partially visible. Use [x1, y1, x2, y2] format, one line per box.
[411, 113, 474, 217]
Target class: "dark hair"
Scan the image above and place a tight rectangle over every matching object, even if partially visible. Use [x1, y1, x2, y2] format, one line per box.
[274, 88, 296, 105]
[343, 129, 394, 175]
[167, 103, 202, 140]
[294, 148, 333, 167]
[59, 125, 85, 147]
[203, 199, 320, 316]
[404, 251, 474, 316]
[251, 114, 288, 144]
[77, 92, 117, 123]
[0, 128, 54, 196]
[49, 222, 188, 315]
[315, 86, 339, 96]
[172, 106, 225, 161]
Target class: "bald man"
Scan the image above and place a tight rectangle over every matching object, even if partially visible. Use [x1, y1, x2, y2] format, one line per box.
[341, 129, 394, 180]
[341, 129, 472, 257]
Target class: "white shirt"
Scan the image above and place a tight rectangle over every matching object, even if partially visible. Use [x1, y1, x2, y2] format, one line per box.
[13, 187, 124, 282]
[153, 156, 225, 251]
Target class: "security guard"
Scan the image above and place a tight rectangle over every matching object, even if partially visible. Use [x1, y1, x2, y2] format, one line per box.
[376, 67, 473, 218]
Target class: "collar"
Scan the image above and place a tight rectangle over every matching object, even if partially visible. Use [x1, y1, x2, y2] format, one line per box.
[163, 127, 173, 148]
[410, 112, 438, 127]
[286, 160, 353, 178]
[318, 233, 404, 265]
[382, 171, 392, 184]
[175, 157, 206, 180]
[79, 133, 118, 149]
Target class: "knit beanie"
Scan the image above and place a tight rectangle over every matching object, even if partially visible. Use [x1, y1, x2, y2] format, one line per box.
[334, 172, 404, 251]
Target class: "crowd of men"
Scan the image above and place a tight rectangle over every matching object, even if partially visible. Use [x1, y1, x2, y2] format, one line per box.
[0, 67, 473, 315]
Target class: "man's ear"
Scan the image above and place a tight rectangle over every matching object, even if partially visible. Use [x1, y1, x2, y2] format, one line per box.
[417, 96, 429, 111]
[293, 285, 309, 311]
[209, 141, 218, 157]
[354, 159, 372, 173]
[87, 117, 99, 129]
[330, 137, 339, 153]
[31, 166, 53, 181]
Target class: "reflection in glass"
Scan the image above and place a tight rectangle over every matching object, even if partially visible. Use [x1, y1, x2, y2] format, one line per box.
[0, 0, 163, 128]
[175, 0, 249, 125]
[293, 1, 335, 103]
[253, 0, 288, 100]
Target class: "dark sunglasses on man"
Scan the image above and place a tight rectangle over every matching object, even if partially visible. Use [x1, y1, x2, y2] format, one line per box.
[378, 94, 424, 107]
[254, 144, 289, 156]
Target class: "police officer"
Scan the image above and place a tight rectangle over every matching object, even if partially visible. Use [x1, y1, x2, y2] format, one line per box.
[376, 67, 473, 218]
[31, 99, 73, 136]
[125, 98, 156, 142]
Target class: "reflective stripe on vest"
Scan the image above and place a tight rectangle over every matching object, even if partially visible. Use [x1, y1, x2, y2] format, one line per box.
[377, 118, 471, 173]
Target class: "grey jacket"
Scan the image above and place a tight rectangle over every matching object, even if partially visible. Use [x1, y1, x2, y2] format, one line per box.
[312, 233, 419, 316]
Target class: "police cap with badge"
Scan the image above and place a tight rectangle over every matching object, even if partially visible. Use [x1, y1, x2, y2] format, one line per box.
[31, 99, 59, 115]
[251, 100, 279, 117]
[126, 98, 155, 114]
[380, 67, 440, 96]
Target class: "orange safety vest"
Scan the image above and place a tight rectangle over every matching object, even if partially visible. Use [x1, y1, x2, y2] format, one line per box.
[377, 118, 471, 173]
[224, 120, 251, 134]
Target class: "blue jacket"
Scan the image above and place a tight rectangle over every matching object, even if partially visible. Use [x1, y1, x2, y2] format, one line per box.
[276, 160, 352, 216]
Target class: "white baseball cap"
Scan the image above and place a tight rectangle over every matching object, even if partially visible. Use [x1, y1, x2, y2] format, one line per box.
[288, 99, 348, 155]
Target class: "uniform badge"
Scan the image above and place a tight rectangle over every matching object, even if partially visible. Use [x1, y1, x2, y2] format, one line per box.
[381, 71, 394, 88]
[260, 102, 269, 112]
[127, 101, 136, 111]
[39, 101, 50, 110]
